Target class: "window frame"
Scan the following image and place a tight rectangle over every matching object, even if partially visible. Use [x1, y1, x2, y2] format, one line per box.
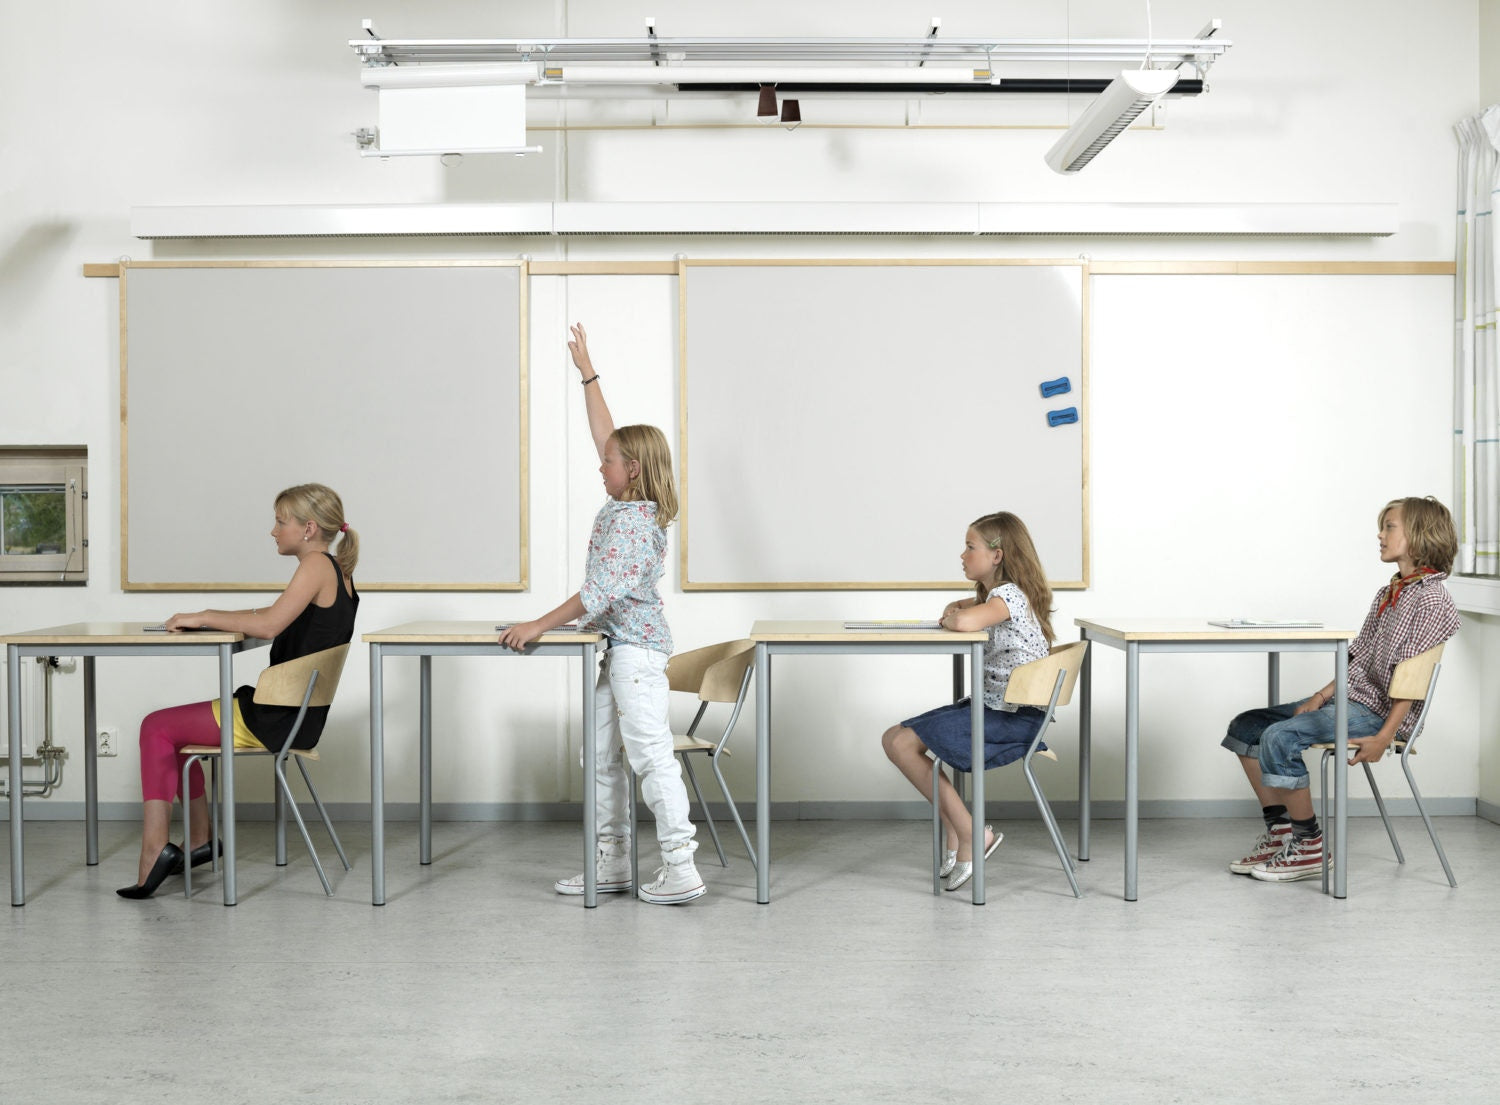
[0, 449, 88, 585]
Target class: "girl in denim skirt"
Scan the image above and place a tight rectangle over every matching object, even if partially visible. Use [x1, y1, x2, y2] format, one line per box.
[881, 512, 1054, 891]
[499, 324, 701, 905]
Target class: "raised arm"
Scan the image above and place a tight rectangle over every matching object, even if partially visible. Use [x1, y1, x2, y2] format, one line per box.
[568, 323, 616, 460]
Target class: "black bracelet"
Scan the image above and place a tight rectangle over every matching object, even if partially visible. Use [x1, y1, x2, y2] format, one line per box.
[581, 374, 600, 386]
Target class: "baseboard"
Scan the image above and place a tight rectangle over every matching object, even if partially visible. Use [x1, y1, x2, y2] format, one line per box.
[2, 796, 1482, 823]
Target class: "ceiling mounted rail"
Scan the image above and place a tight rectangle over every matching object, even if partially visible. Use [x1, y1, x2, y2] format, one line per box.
[349, 18, 1230, 168]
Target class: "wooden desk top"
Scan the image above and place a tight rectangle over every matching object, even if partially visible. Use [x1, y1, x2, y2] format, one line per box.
[1075, 617, 1356, 643]
[363, 620, 604, 644]
[750, 619, 987, 643]
[1, 622, 249, 645]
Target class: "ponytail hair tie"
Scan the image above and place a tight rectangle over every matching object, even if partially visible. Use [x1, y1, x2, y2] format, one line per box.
[339, 522, 350, 533]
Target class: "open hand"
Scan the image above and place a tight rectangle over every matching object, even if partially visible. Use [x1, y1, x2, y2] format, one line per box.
[567, 323, 593, 376]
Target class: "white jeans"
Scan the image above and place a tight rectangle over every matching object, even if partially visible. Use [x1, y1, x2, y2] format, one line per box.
[593, 644, 697, 859]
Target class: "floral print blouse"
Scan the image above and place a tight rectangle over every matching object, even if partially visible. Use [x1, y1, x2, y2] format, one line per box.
[579, 498, 672, 655]
[981, 582, 1050, 711]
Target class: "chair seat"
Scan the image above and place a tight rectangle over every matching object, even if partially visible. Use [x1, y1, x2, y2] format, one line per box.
[673, 733, 726, 755]
[1308, 741, 1411, 754]
[1035, 748, 1059, 762]
[180, 744, 321, 761]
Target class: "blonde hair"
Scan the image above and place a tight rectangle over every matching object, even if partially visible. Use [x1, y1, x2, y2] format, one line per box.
[1381, 496, 1457, 574]
[970, 511, 1054, 643]
[611, 425, 678, 529]
[275, 483, 359, 579]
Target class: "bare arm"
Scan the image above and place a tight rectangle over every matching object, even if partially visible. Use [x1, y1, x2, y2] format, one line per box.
[568, 323, 616, 460]
[940, 593, 1012, 632]
[164, 554, 335, 639]
[497, 592, 588, 652]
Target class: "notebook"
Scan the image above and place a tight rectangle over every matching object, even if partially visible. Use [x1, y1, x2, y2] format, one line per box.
[1208, 618, 1324, 629]
[843, 620, 942, 630]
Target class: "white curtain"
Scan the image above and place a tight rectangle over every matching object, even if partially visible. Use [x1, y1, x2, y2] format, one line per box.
[1455, 106, 1500, 576]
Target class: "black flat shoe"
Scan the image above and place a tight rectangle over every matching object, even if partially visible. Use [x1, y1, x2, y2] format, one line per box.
[168, 840, 221, 876]
[116, 843, 184, 900]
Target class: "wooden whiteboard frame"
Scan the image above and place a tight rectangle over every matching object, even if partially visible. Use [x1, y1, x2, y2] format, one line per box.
[119, 259, 529, 592]
[678, 258, 1089, 591]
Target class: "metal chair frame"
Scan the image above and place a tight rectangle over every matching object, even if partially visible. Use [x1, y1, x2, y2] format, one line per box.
[1314, 646, 1455, 889]
[929, 641, 1087, 898]
[180, 644, 351, 898]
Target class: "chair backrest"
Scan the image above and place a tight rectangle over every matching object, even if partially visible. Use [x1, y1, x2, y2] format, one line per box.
[667, 639, 755, 703]
[1003, 640, 1089, 709]
[1388, 642, 1445, 702]
[253, 644, 350, 708]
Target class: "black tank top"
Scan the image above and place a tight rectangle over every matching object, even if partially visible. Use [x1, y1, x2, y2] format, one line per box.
[235, 553, 359, 751]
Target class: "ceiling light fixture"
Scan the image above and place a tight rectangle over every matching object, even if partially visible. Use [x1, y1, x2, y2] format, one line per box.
[1044, 68, 1179, 174]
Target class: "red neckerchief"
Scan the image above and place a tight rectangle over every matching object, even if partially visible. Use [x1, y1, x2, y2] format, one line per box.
[1378, 566, 1436, 616]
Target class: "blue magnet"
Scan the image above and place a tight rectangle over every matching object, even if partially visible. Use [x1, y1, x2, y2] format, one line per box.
[1047, 406, 1078, 427]
[1040, 376, 1072, 398]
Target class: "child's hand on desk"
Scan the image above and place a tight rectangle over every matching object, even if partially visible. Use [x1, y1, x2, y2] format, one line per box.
[163, 612, 204, 632]
[498, 620, 544, 652]
[1347, 735, 1393, 765]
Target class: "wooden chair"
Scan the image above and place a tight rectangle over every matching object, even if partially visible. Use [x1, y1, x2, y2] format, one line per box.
[180, 644, 352, 897]
[1311, 642, 1455, 887]
[930, 641, 1087, 898]
[666, 639, 757, 867]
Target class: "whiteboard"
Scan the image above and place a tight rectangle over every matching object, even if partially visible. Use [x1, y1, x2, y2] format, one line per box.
[121, 262, 527, 590]
[681, 261, 1087, 590]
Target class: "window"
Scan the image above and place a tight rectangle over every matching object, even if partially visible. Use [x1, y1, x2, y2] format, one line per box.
[0, 447, 87, 584]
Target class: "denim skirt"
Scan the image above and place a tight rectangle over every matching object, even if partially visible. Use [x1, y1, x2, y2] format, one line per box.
[902, 698, 1046, 772]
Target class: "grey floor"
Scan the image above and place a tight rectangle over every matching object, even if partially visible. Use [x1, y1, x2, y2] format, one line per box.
[6, 813, 1500, 1105]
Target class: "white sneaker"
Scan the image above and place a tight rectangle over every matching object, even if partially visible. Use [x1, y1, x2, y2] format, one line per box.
[554, 847, 633, 895]
[638, 860, 706, 904]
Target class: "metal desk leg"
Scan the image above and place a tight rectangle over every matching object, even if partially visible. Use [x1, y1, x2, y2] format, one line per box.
[1124, 642, 1139, 902]
[755, 642, 771, 904]
[218, 644, 237, 906]
[83, 657, 98, 866]
[1267, 652, 1281, 707]
[969, 642, 986, 906]
[419, 655, 432, 866]
[1078, 634, 1092, 862]
[8, 644, 24, 906]
[1333, 643, 1349, 899]
[370, 644, 386, 906]
[582, 642, 597, 908]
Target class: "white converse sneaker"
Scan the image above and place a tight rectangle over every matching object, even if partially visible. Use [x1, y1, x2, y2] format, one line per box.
[554, 843, 633, 895]
[638, 860, 706, 904]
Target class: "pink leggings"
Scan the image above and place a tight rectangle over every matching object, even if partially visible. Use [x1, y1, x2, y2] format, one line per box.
[138, 701, 221, 803]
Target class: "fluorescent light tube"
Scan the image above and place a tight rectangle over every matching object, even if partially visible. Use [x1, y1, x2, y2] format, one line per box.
[1045, 68, 1179, 174]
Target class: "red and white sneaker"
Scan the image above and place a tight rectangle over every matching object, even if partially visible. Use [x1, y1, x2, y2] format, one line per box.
[1250, 833, 1325, 882]
[1229, 824, 1293, 875]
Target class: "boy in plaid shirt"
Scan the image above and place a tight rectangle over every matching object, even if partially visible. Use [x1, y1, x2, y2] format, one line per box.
[1220, 496, 1461, 882]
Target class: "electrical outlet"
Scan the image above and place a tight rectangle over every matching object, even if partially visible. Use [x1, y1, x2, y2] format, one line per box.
[98, 727, 119, 757]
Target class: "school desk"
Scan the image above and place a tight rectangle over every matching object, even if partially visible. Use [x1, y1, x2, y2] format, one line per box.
[362, 622, 603, 906]
[748, 621, 991, 904]
[3, 622, 269, 906]
[1073, 618, 1357, 900]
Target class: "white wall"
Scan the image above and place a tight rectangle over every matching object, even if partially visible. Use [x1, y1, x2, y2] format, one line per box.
[0, 1, 1488, 818]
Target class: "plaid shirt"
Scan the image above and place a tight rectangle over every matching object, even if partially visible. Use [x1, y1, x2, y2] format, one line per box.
[1346, 572, 1459, 736]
